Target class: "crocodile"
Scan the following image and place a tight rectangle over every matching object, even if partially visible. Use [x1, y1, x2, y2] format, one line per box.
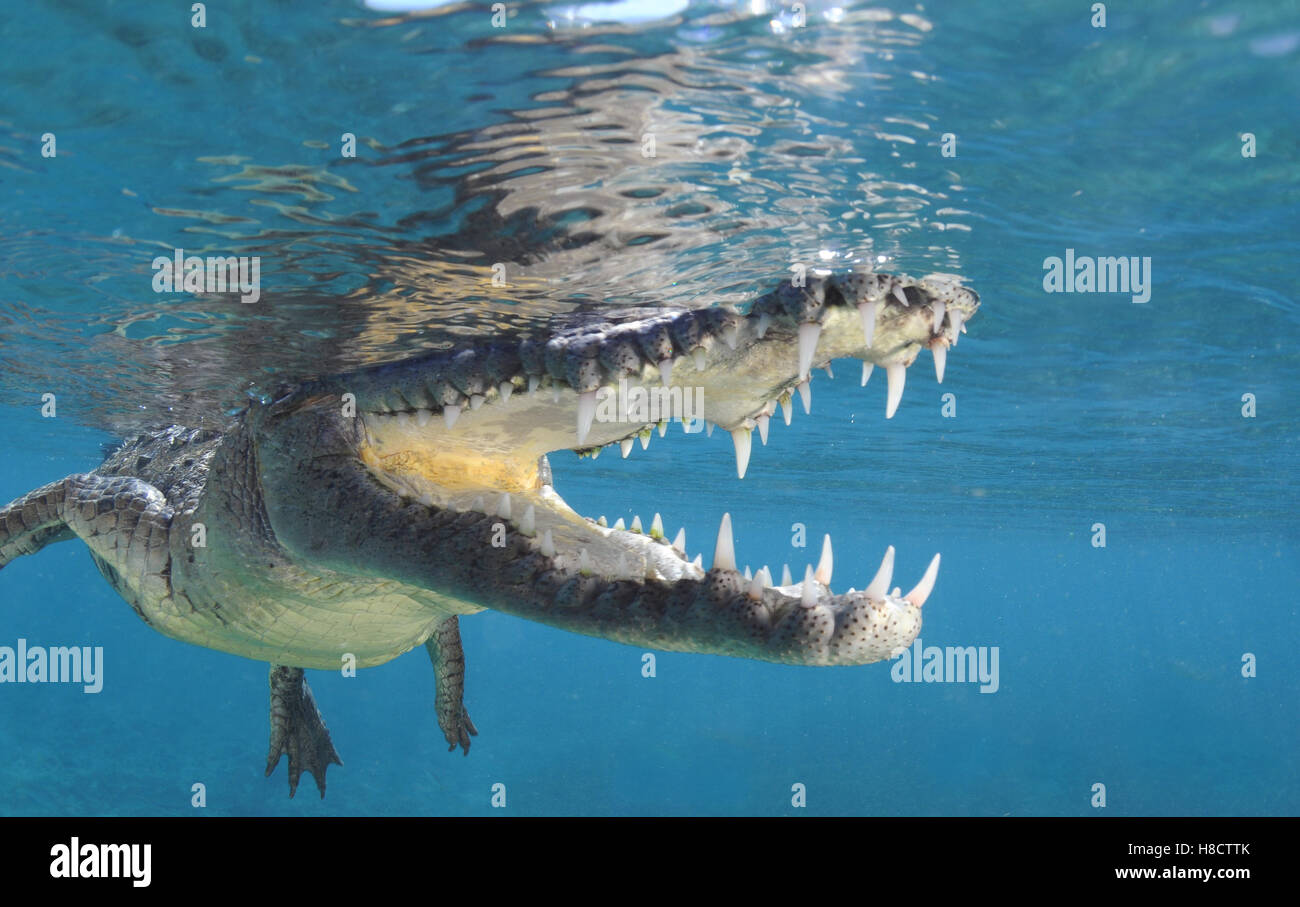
[0, 269, 978, 798]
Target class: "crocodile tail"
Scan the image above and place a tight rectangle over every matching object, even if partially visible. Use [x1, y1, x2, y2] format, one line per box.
[0, 477, 79, 569]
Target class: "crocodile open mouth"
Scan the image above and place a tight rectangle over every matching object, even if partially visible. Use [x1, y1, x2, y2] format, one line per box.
[319, 268, 979, 666]
[0, 266, 983, 799]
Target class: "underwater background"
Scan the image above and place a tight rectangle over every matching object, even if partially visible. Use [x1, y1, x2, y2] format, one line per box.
[0, 0, 1296, 816]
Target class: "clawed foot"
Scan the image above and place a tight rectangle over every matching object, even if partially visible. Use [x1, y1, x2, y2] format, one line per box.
[426, 617, 479, 755]
[441, 705, 478, 755]
[266, 665, 343, 798]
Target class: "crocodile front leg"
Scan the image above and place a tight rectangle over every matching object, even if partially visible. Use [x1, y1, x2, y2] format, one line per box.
[0, 477, 75, 567]
[425, 617, 478, 754]
[266, 665, 343, 798]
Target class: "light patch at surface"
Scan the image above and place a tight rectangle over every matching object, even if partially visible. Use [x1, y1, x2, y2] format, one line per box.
[548, 0, 690, 26]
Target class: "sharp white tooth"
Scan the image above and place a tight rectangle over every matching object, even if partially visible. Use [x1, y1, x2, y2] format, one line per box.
[590, 446, 601, 460]
[814, 534, 833, 585]
[823, 362, 834, 379]
[797, 379, 811, 415]
[781, 564, 793, 586]
[528, 375, 540, 394]
[756, 413, 770, 445]
[713, 512, 736, 571]
[579, 549, 591, 572]
[577, 391, 597, 444]
[416, 408, 432, 427]
[756, 313, 771, 338]
[496, 494, 512, 519]
[552, 386, 561, 404]
[596, 515, 607, 526]
[499, 381, 514, 402]
[658, 358, 674, 387]
[520, 504, 535, 536]
[744, 566, 752, 580]
[443, 404, 461, 429]
[779, 395, 792, 426]
[759, 566, 772, 588]
[620, 438, 634, 458]
[672, 527, 686, 552]
[723, 324, 739, 350]
[857, 300, 877, 347]
[892, 586, 901, 597]
[631, 515, 643, 533]
[932, 298, 946, 333]
[706, 421, 715, 438]
[651, 513, 664, 538]
[861, 362, 874, 386]
[801, 566, 817, 606]
[396, 412, 411, 429]
[540, 529, 555, 558]
[692, 553, 703, 569]
[950, 309, 965, 343]
[932, 344, 947, 384]
[731, 428, 752, 479]
[613, 518, 626, 530]
[639, 431, 650, 450]
[904, 554, 941, 607]
[747, 572, 764, 600]
[658, 420, 668, 438]
[693, 349, 706, 371]
[885, 364, 905, 419]
[893, 284, 908, 306]
[470, 393, 486, 411]
[864, 546, 895, 600]
[797, 322, 821, 378]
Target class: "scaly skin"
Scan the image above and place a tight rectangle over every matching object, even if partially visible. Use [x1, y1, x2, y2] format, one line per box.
[0, 268, 979, 795]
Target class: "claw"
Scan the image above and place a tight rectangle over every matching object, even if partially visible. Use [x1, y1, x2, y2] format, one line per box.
[266, 666, 343, 799]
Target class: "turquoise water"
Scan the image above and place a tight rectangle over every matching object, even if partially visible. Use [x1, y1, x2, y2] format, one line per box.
[0, 0, 1296, 815]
